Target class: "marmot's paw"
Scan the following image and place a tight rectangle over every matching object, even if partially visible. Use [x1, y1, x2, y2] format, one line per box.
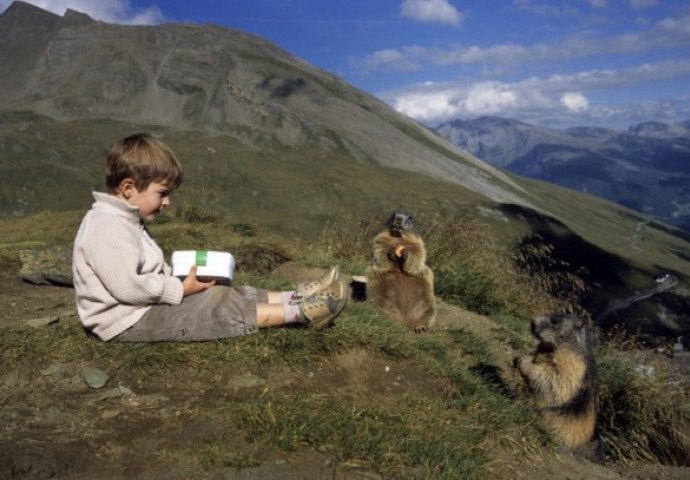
[386, 248, 397, 263]
[512, 356, 521, 369]
[412, 322, 430, 334]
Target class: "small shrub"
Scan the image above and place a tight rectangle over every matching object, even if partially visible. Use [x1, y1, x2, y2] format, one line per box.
[176, 201, 218, 223]
[597, 346, 690, 465]
[513, 234, 588, 317]
[232, 223, 257, 237]
[233, 242, 291, 274]
[420, 213, 581, 317]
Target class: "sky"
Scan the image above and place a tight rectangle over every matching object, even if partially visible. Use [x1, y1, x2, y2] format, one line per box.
[2, 0, 690, 130]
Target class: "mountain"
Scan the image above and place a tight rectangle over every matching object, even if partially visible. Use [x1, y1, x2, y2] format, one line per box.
[434, 116, 690, 230]
[1, 1, 690, 332]
[0, 1, 524, 208]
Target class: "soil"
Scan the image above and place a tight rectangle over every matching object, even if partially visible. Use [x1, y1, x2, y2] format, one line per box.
[1, 265, 688, 480]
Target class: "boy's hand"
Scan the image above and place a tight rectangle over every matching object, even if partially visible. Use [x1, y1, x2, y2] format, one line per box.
[182, 265, 216, 296]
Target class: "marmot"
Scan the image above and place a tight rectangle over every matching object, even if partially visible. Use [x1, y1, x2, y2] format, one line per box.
[514, 313, 605, 463]
[367, 212, 436, 333]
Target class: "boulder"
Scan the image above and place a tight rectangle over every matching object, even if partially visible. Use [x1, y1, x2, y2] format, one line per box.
[19, 246, 73, 286]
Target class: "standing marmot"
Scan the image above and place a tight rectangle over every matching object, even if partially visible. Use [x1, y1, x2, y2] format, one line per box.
[367, 212, 436, 333]
[514, 313, 605, 463]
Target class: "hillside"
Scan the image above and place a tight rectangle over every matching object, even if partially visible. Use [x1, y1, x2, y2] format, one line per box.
[434, 116, 690, 230]
[0, 1, 524, 207]
[1, 3, 690, 478]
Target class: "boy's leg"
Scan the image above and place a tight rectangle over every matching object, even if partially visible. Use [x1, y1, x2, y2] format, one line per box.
[113, 285, 266, 342]
[114, 269, 347, 342]
[257, 302, 295, 327]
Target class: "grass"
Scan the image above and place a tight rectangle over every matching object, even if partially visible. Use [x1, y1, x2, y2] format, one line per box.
[0, 299, 542, 478]
[234, 393, 488, 479]
[597, 341, 690, 465]
[1, 197, 689, 476]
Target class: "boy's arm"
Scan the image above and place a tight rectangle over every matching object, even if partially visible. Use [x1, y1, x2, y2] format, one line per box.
[85, 228, 183, 306]
[182, 266, 216, 296]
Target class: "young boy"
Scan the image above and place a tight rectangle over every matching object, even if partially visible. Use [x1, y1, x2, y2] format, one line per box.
[72, 133, 347, 342]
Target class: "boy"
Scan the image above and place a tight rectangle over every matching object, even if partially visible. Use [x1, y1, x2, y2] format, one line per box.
[72, 133, 347, 342]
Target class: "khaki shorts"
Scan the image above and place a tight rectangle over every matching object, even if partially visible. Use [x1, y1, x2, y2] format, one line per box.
[113, 285, 267, 342]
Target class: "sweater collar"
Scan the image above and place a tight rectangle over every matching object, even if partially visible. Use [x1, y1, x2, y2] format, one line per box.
[92, 191, 142, 224]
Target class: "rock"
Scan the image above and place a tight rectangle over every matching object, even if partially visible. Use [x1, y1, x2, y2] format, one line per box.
[81, 366, 109, 389]
[228, 373, 266, 390]
[40, 363, 65, 377]
[25, 315, 60, 327]
[19, 246, 73, 286]
[97, 385, 135, 401]
[100, 409, 122, 420]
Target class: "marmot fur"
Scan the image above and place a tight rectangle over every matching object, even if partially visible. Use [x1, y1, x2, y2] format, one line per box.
[367, 212, 436, 333]
[515, 313, 604, 463]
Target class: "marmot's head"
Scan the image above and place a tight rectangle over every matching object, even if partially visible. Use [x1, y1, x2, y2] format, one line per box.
[531, 313, 589, 351]
[386, 211, 414, 237]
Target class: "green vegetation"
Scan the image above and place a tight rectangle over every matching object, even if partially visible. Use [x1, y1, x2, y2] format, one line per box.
[598, 337, 690, 465]
[2, 208, 688, 477]
[1, 113, 689, 476]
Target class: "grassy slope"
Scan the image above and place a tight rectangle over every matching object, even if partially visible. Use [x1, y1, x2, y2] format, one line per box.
[1, 122, 689, 476]
[1, 212, 688, 478]
[2, 113, 689, 310]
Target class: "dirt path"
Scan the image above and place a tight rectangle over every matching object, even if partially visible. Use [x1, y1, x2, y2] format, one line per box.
[595, 274, 678, 327]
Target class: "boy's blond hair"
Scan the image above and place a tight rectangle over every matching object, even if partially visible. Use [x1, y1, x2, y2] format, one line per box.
[105, 133, 183, 193]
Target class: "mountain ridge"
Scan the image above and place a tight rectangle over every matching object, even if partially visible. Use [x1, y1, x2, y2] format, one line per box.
[434, 116, 690, 230]
[0, 1, 528, 208]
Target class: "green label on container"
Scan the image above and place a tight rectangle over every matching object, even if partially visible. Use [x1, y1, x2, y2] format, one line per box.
[195, 250, 208, 266]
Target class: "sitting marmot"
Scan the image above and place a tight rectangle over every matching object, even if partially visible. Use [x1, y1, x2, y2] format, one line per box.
[367, 212, 436, 333]
[514, 313, 605, 463]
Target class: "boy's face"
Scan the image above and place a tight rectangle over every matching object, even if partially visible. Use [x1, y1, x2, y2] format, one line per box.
[123, 181, 172, 222]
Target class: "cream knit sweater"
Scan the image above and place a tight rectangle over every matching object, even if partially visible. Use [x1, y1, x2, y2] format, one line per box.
[72, 192, 184, 341]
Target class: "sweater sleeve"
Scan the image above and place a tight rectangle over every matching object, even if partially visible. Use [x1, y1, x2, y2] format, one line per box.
[84, 215, 183, 306]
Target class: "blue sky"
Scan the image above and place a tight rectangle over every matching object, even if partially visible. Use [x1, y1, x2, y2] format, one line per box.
[2, 0, 690, 129]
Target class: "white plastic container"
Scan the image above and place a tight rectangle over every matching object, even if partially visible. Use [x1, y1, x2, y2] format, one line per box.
[171, 250, 235, 285]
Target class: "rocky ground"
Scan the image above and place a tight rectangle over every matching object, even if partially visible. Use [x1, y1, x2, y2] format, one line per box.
[1, 263, 689, 480]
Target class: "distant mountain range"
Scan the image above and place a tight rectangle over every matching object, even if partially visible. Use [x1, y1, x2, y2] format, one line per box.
[434, 116, 690, 230]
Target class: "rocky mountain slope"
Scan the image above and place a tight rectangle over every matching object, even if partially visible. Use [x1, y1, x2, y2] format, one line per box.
[0, 1, 524, 207]
[434, 116, 690, 230]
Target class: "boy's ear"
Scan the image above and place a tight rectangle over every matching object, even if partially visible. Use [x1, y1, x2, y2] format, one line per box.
[117, 178, 136, 199]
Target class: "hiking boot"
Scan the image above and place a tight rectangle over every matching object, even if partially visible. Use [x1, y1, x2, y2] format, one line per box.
[301, 278, 348, 329]
[290, 266, 340, 305]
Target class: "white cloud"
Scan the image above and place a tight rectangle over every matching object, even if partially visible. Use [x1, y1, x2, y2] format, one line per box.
[463, 83, 519, 114]
[0, 0, 164, 25]
[351, 47, 425, 73]
[511, 0, 579, 17]
[587, 0, 608, 9]
[381, 59, 690, 127]
[351, 13, 690, 74]
[393, 89, 459, 122]
[400, 0, 463, 27]
[560, 92, 589, 112]
[630, 0, 658, 8]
